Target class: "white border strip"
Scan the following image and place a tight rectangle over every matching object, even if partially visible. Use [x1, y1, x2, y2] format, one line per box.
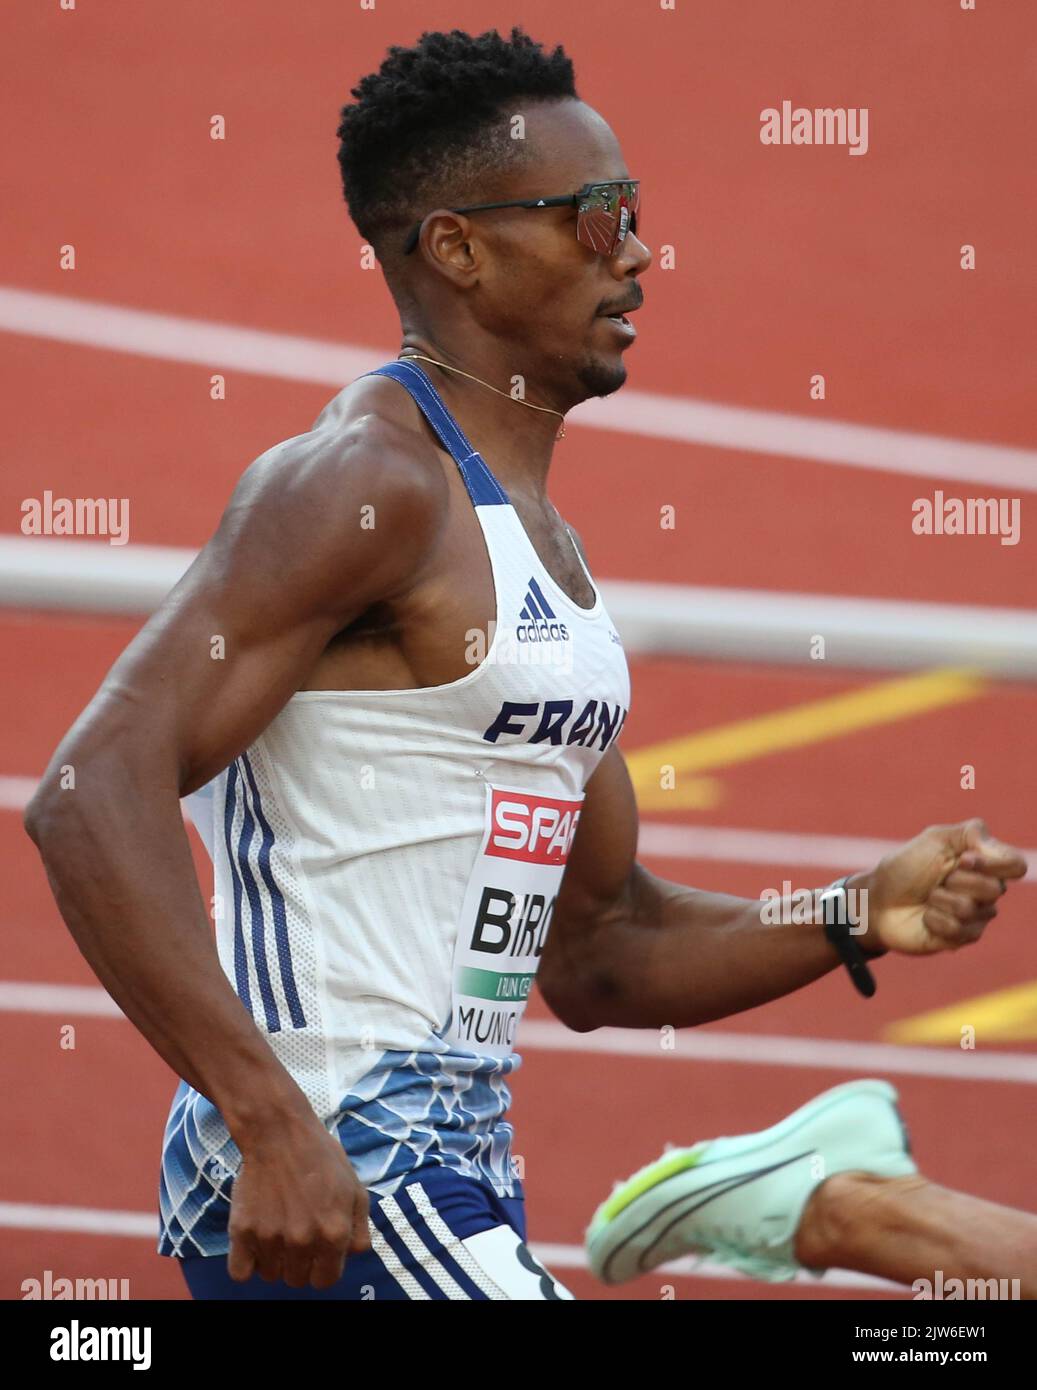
[3, 982, 1035, 1085]
[3, 537, 1036, 676]
[3, 286, 1036, 490]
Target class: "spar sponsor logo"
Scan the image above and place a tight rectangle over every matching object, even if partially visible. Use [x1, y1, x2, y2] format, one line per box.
[486, 787, 581, 865]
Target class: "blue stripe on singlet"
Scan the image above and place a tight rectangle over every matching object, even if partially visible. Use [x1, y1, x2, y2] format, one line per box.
[239, 752, 305, 1029]
[222, 765, 252, 1015]
[364, 360, 510, 508]
[234, 762, 280, 1032]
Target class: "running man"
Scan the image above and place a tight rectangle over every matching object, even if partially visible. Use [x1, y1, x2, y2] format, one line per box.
[26, 28, 1033, 1300]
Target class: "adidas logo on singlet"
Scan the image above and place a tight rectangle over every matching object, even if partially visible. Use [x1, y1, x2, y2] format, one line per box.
[517, 577, 570, 644]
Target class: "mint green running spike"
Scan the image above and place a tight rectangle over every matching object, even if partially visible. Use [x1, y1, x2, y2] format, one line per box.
[585, 1079, 918, 1285]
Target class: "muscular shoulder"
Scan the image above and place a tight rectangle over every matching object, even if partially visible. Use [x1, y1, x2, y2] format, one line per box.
[199, 375, 451, 623]
[240, 377, 447, 530]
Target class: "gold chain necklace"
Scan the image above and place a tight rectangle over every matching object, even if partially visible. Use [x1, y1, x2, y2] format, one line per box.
[397, 350, 566, 440]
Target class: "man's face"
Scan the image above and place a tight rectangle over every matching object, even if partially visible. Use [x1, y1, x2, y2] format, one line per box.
[456, 99, 651, 402]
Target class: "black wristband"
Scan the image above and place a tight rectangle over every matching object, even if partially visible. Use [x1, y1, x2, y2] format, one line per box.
[820, 875, 878, 998]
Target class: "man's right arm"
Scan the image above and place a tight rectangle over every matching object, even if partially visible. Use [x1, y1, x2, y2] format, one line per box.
[24, 412, 446, 1287]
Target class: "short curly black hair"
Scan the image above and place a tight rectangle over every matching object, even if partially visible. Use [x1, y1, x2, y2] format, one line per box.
[336, 27, 577, 254]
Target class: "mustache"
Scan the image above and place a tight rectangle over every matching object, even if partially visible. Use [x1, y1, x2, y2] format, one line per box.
[597, 289, 644, 317]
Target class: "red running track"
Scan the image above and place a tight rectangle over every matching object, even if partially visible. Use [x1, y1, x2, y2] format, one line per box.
[1, 0, 1035, 1300]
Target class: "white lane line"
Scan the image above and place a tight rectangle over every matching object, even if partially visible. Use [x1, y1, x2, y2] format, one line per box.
[517, 1020, 1037, 1085]
[638, 821, 1037, 874]
[0, 1201, 155, 1238]
[3, 285, 1035, 490]
[0, 775, 37, 811]
[3, 981, 1035, 1084]
[0, 1200, 895, 1291]
[4, 777, 205, 842]
[575, 391, 1037, 491]
[0, 287, 381, 387]
[0, 982, 122, 1017]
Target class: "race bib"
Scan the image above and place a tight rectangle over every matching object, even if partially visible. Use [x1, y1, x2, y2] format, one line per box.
[445, 783, 584, 1060]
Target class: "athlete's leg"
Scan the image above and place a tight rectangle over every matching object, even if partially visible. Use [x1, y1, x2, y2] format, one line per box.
[586, 1080, 1037, 1292]
[795, 1172, 1037, 1297]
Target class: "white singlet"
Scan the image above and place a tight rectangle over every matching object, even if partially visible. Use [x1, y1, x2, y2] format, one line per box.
[160, 359, 630, 1257]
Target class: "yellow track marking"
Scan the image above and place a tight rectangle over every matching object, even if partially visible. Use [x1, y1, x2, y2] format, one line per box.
[885, 982, 1037, 1045]
[627, 667, 987, 811]
[643, 777, 723, 810]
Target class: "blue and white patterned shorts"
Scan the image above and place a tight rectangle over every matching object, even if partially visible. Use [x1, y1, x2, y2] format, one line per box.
[179, 1163, 574, 1301]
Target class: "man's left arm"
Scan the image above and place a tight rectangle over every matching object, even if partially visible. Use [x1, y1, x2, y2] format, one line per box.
[537, 745, 1027, 1033]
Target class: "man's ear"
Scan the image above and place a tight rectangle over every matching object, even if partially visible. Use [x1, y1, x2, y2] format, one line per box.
[415, 212, 481, 286]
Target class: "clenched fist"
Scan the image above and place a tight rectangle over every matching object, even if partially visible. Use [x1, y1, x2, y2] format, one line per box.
[228, 1107, 370, 1290]
[853, 818, 1027, 957]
